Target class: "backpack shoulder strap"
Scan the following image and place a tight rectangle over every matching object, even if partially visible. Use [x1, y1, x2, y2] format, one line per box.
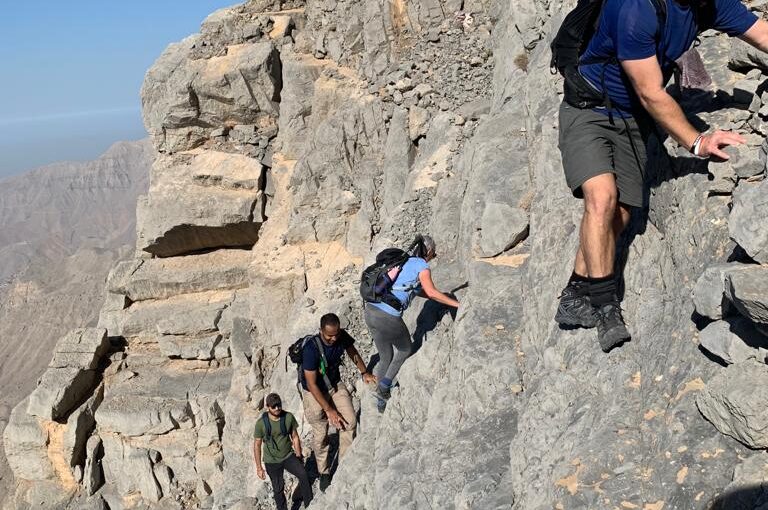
[261, 413, 272, 439]
[311, 336, 336, 394]
[279, 413, 289, 437]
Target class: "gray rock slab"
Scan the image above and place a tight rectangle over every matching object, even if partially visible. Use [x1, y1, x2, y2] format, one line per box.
[27, 367, 97, 420]
[698, 359, 768, 448]
[137, 152, 266, 257]
[49, 328, 109, 370]
[96, 395, 194, 437]
[730, 179, 768, 263]
[2, 397, 54, 481]
[698, 318, 766, 364]
[726, 264, 768, 324]
[84, 434, 104, 496]
[692, 263, 750, 320]
[478, 202, 529, 257]
[730, 37, 768, 72]
[107, 250, 251, 302]
[158, 333, 223, 360]
[63, 385, 104, 469]
[119, 292, 232, 337]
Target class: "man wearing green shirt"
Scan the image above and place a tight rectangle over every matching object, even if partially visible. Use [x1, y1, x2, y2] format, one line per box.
[253, 393, 313, 510]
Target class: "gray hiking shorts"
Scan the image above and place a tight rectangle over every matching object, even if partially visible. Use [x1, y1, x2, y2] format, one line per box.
[558, 101, 651, 208]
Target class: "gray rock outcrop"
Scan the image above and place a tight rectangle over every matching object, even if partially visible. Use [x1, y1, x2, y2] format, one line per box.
[697, 360, 768, 448]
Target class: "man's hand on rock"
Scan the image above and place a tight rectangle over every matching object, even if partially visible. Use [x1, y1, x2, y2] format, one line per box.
[326, 408, 348, 430]
[362, 372, 377, 385]
[698, 130, 746, 160]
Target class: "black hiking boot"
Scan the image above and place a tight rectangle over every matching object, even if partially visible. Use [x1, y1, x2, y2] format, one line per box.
[555, 281, 597, 328]
[319, 473, 332, 492]
[595, 302, 631, 352]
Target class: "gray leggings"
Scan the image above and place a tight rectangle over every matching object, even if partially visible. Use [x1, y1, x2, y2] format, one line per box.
[364, 304, 412, 383]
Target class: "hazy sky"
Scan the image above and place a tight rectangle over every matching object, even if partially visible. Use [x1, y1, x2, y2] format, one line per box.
[0, 1, 236, 178]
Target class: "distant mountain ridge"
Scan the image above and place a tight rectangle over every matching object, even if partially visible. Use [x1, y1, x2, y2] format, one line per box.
[0, 139, 152, 284]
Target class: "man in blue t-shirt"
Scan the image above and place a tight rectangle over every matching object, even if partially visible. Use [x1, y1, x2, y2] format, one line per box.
[555, 0, 768, 353]
[300, 313, 374, 492]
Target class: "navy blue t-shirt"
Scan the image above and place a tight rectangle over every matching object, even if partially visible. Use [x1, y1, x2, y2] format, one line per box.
[579, 0, 757, 114]
[300, 330, 354, 392]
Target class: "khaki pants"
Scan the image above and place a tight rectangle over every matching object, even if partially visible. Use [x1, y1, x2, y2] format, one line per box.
[302, 383, 357, 475]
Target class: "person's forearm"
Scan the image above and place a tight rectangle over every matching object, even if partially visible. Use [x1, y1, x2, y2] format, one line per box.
[253, 442, 262, 466]
[427, 290, 460, 308]
[308, 382, 332, 412]
[292, 437, 302, 456]
[637, 89, 700, 150]
[350, 351, 367, 375]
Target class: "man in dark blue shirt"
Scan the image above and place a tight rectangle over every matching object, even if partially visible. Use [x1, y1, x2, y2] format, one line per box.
[555, 0, 768, 352]
[300, 313, 375, 491]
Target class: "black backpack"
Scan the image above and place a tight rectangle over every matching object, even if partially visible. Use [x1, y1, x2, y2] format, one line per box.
[550, 0, 716, 110]
[360, 236, 425, 311]
[261, 411, 289, 449]
[286, 334, 335, 394]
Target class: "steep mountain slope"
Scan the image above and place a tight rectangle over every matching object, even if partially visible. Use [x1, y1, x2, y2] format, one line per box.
[5, 1, 768, 509]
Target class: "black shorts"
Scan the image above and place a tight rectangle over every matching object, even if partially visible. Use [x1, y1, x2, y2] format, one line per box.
[558, 101, 651, 208]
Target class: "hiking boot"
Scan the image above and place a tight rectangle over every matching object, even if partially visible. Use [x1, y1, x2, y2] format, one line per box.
[595, 302, 631, 352]
[374, 384, 391, 400]
[319, 474, 332, 492]
[555, 281, 597, 328]
[373, 384, 390, 414]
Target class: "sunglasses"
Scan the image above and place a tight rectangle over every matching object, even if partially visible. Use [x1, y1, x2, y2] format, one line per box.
[269, 403, 282, 409]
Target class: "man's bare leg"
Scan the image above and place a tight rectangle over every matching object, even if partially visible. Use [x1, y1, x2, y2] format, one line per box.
[579, 173, 619, 277]
[573, 202, 630, 277]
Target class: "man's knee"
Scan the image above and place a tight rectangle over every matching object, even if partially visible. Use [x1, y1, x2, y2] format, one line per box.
[582, 176, 618, 220]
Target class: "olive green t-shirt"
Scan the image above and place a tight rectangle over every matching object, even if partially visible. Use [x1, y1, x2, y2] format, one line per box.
[254, 412, 297, 464]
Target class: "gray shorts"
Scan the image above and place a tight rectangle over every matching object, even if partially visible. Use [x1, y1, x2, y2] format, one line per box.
[558, 101, 651, 208]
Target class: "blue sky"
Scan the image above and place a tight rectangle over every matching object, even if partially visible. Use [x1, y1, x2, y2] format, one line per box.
[0, 1, 236, 178]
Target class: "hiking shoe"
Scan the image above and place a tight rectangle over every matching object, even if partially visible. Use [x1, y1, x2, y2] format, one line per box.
[595, 302, 631, 352]
[555, 281, 597, 328]
[374, 384, 391, 401]
[372, 384, 390, 414]
[319, 474, 332, 492]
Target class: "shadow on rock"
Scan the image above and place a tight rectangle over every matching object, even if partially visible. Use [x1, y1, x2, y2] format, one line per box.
[708, 483, 768, 509]
[412, 285, 465, 354]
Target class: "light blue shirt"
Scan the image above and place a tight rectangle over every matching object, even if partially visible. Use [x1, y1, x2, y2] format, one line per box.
[368, 257, 430, 317]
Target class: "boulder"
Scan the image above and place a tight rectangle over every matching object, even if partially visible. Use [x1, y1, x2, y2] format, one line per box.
[729, 179, 768, 263]
[697, 359, 768, 448]
[726, 264, 768, 324]
[698, 318, 766, 364]
[692, 263, 750, 320]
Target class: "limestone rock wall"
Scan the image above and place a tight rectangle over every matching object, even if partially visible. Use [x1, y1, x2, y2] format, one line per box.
[6, 0, 768, 508]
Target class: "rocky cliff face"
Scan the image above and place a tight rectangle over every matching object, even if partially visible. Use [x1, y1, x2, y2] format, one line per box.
[6, 0, 768, 509]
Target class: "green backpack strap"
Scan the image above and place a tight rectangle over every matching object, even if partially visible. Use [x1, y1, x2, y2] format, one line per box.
[312, 336, 336, 395]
